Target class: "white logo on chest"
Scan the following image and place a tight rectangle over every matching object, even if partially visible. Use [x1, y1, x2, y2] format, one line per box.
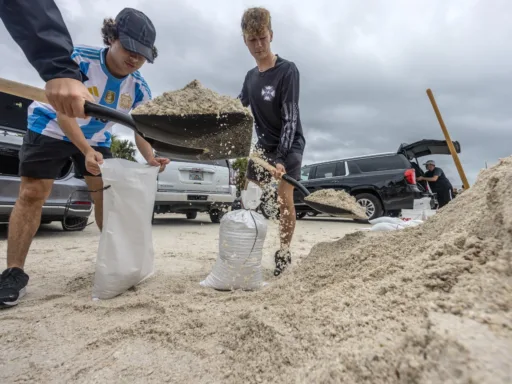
[261, 85, 275, 101]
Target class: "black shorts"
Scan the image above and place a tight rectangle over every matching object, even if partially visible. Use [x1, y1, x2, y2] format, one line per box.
[435, 188, 453, 208]
[247, 147, 303, 183]
[19, 130, 113, 179]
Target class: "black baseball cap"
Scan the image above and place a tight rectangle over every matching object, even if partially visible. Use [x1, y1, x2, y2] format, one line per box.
[115, 8, 156, 63]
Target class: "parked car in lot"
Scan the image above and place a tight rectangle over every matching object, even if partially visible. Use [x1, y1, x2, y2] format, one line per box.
[0, 92, 93, 231]
[232, 139, 460, 221]
[153, 157, 237, 223]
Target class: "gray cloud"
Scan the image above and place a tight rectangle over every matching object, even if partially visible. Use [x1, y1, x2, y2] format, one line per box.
[1, 0, 510, 186]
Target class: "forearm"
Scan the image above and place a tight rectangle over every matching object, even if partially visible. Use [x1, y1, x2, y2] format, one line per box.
[57, 114, 93, 155]
[276, 105, 299, 165]
[276, 64, 300, 165]
[135, 134, 155, 161]
[0, 0, 84, 82]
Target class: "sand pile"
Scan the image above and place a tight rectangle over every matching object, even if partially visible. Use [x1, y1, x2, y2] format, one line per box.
[2, 157, 511, 383]
[305, 189, 368, 218]
[132, 80, 251, 116]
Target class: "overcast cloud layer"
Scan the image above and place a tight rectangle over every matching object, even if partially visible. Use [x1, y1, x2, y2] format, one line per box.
[1, 0, 511, 186]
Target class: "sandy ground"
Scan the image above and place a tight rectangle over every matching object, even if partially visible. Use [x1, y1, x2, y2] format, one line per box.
[0, 213, 368, 383]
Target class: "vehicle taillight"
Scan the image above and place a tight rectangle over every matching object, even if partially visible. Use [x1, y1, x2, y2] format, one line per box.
[404, 169, 416, 184]
[229, 168, 236, 185]
[71, 201, 92, 206]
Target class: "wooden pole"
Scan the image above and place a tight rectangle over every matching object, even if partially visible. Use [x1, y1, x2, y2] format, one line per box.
[426, 89, 470, 190]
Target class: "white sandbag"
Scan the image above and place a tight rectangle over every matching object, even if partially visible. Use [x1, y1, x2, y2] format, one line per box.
[370, 222, 405, 232]
[369, 217, 403, 225]
[92, 158, 159, 300]
[200, 183, 267, 291]
[400, 219, 424, 227]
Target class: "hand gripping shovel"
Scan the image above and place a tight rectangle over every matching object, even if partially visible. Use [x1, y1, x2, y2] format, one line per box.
[250, 156, 367, 218]
[0, 77, 253, 161]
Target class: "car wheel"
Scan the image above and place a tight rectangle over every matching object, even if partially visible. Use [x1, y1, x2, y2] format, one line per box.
[296, 212, 307, 220]
[354, 193, 383, 221]
[209, 209, 225, 223]
[186, 212, 197, 220]
[62, 217, 89, 231]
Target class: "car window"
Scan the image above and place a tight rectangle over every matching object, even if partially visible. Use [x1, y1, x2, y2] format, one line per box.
[311, 163, 336, 179]
[300, 166, 311, 180]
[335, 161, 346, 176]
[353, 155, 408, 172]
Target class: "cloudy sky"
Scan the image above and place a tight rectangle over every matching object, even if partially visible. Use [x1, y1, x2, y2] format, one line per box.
[1, 0, 510, 186]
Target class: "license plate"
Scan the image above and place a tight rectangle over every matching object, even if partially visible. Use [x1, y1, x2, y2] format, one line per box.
[187, 195, 208, 201]
[189, 171, 203, 181]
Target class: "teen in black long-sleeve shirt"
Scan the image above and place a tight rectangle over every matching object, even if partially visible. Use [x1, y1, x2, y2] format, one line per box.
[239, 7, 306, 276]
[0, 0, 93, 117]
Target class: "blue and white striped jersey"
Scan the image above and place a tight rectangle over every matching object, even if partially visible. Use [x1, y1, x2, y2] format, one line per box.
[27, 44, 152, 147]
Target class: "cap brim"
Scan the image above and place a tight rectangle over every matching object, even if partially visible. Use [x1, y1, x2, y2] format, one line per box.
[119, 33, 154, 63]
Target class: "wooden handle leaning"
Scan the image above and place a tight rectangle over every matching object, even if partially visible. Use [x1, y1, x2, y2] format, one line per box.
[0, 77, 49, 103]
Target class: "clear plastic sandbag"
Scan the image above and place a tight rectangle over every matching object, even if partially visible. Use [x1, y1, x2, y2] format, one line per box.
[200, 183, 267, 291]
[92, 158, 160, 300]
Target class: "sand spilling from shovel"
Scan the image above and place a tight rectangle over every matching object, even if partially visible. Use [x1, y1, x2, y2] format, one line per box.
[305, 188, 368, 218]
[2, 157, 512, 384]
[132, 79, 251, 116]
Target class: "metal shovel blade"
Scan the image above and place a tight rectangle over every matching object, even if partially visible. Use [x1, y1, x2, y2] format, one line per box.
[301, 196, 357, 217]
[0, 77, 254, 161]
[131, 112, 254, 161]
[250, 155, 365, 217]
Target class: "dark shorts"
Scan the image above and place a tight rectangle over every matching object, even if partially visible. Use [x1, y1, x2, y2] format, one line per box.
[247, 147, 303, 183]
[435, 188, 453, 208]
[19, 130, 113, 179]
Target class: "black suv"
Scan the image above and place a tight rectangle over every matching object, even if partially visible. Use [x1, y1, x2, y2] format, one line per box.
[233, 139, 461, 221]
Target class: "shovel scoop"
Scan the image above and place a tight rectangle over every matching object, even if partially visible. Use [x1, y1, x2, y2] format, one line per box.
[250, 155, 368, 218]
[0, 77, 253, 161]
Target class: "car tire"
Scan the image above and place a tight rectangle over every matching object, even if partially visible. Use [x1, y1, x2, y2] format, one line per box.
[209, 209, 224, 224]
[354, 193, 383, 221]
[186, 212, 197, 220]
[62, 217, 88, 231]
[296, 212, 307, 220]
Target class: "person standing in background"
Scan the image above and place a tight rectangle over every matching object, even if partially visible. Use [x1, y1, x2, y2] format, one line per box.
[418, 160, 454, 208]
[0, 0, 93, 118]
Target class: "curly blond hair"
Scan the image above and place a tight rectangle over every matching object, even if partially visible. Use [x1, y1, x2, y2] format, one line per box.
[241, 7, 272, 37]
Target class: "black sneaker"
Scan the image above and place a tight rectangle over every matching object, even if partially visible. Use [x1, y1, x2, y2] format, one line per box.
[0, 267, 29, 309]
[274, 249, 292, 276]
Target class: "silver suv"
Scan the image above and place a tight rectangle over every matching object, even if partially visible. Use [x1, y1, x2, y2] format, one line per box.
[153, 158, 236, 223]
[0, 92, 93, 231]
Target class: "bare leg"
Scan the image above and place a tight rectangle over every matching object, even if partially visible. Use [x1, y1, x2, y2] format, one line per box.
[277, 181, 296, 251]
[84, 176, 104, 231]
[7, 177, 54, 269]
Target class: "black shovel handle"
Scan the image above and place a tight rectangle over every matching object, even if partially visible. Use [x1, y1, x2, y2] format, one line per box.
[0, 77, 143, 136]
[250, 156, 310, 197]
[282, 173, 311, 197]
[84, 101, 141, 135]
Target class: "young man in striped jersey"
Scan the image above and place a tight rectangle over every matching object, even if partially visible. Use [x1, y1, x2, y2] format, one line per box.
[0, 8, 169, 309]
[238, 7, 306, 276]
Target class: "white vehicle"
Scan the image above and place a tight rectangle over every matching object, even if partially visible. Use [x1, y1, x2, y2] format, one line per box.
[153, 158, 237, 223]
